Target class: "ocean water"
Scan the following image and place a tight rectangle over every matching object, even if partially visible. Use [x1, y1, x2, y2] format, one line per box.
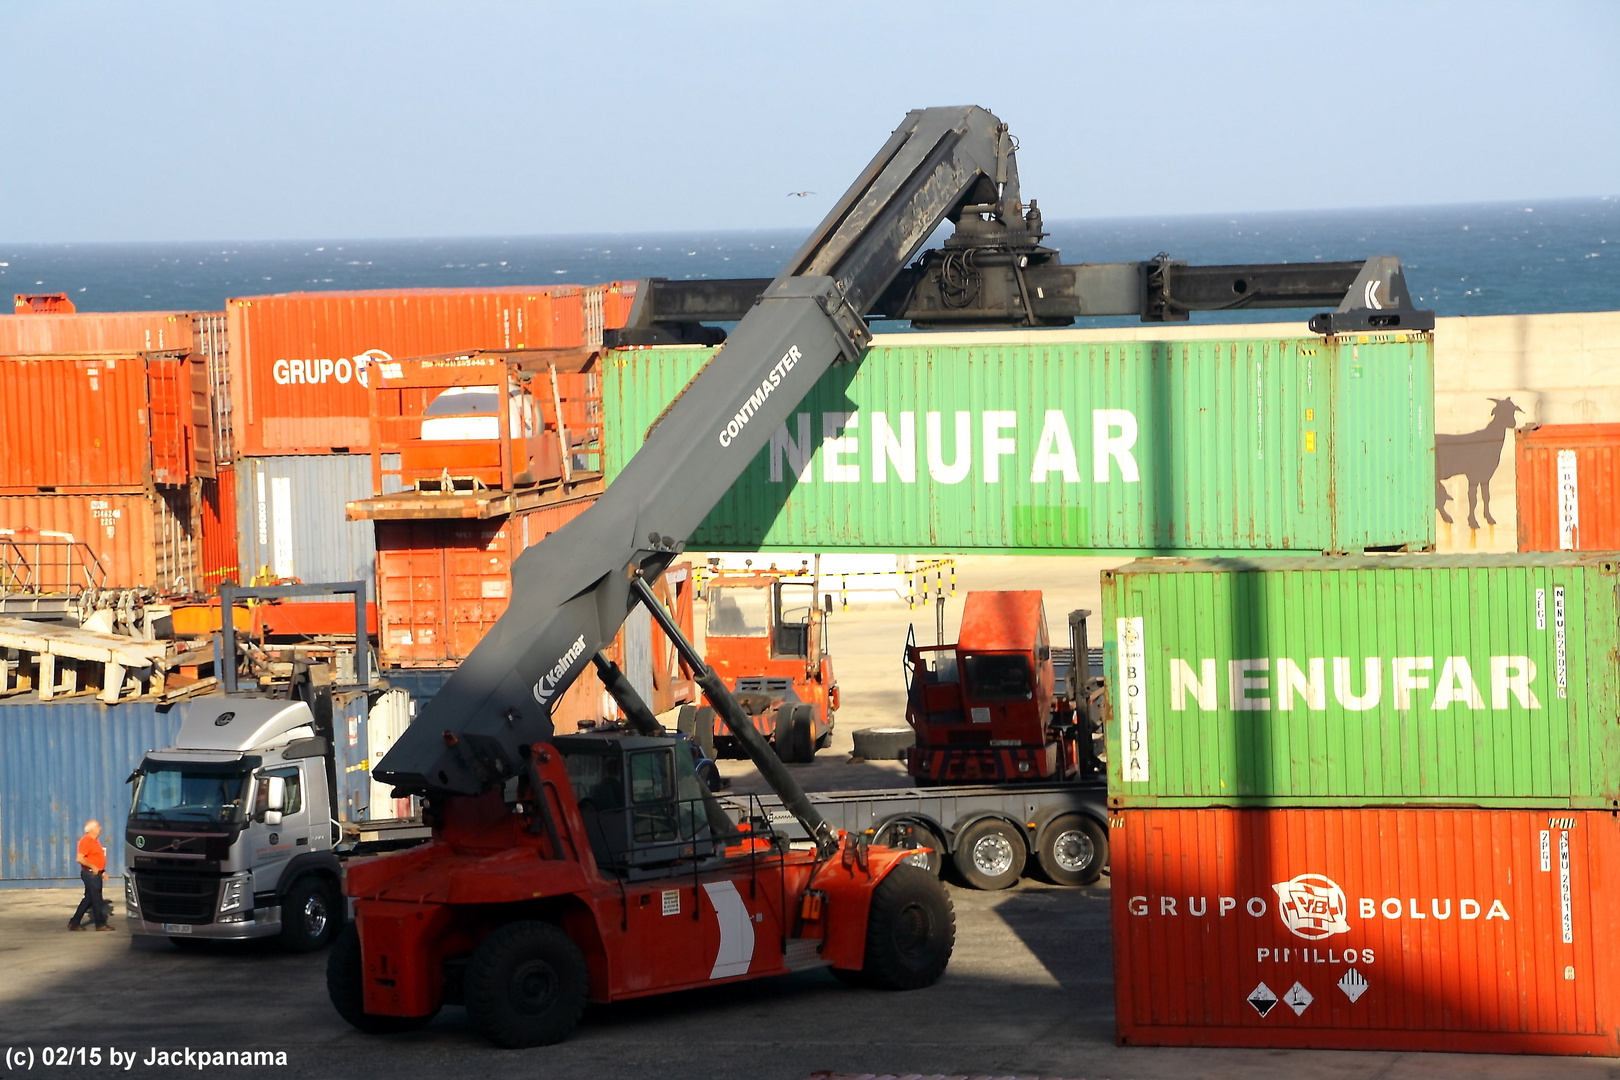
[0, 197, 1612, 325]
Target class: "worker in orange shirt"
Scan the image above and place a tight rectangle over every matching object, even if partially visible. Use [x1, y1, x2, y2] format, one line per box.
[69, 819, 112, 931]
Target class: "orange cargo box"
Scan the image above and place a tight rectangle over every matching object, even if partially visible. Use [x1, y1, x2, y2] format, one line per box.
[0, 310, 196, 353]
[1113, 807, 1620, 1056]
[227, 282, 635, 457]
[0, 491, 196, 595]
[1517, 423, 1620, 552]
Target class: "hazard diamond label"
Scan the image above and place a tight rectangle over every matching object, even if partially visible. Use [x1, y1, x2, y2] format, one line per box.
[1248, 982, 1278, 1017]
[1284, 981, 1313, 1015]
[1338, 968, 1369, 1003]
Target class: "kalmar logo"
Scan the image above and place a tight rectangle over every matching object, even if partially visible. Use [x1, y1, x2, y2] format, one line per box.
[1272, 874, 1351, 940]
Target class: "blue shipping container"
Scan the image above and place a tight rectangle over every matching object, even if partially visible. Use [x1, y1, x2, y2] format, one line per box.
[1, 691, 377, 888]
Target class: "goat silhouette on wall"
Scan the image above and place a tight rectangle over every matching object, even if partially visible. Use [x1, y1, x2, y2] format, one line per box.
[1436, 397, 1524, 530]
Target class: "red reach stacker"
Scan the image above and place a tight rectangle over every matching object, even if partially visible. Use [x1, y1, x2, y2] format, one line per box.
[331, 104, 1437, 1047]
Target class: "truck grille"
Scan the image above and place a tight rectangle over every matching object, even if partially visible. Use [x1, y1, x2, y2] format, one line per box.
[135, 873, 218, 924]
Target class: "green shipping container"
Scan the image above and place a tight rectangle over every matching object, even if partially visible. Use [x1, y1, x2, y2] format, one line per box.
[603, 332, 1434, 554]
[1102, 553, 1620, 808]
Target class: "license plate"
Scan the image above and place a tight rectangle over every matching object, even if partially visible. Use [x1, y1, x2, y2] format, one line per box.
[163, 923, 192, 934]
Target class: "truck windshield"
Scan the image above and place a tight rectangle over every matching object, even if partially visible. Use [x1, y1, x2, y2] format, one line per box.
[132, 764, 249, 825]
[962, 654, 1034, 701]
[706, 586, 770, 637]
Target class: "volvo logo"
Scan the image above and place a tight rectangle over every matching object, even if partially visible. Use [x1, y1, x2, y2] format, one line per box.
[214, 711, 236, 727]
[135, 835, 146, 849]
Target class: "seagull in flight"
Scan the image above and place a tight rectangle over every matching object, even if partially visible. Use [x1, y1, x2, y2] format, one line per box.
[786, 191, 816, 198]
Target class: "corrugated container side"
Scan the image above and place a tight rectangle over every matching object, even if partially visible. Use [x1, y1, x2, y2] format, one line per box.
[1102, 552, 1620, 807]
[1517, 424, 1620, 552]
[0, 491, 196, 593]
[0, 698, 184, 886]
[235, 455, 399, 596]
[228, 288, 605, 456]
[0, 311, 194, 354]
[0, 356, 153, 491]
[601, 334, 1434, 554]
[1112, 807, 1620, 1055]
[145, 354, 195, 485]
[374, 497, 594, 666]
[198, 465, 239, 592]
[192, 311, 232, 464]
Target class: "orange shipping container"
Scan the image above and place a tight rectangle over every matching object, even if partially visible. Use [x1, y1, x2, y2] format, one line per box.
[0, 354, 204, 492]
[375, 498, 596, 666]
[198, 465, 239, 593]
[227, 283, 635, 456]
[1517, 423, 1620, 552]
[0, 311, 196, 353]
[1112, 807, 1620, 1056]
[0, 491, 197, 594]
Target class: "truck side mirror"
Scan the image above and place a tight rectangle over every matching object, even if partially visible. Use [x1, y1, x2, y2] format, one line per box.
[823, 594, 833, 614]
[260, 775, 286, 825]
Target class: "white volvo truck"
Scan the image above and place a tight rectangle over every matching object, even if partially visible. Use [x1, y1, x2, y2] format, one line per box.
[124, 693, 347, 951]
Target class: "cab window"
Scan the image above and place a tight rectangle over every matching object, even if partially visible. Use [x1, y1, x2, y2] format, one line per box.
[962, 654, 1034, 701]
[253, 767, 303, 817]
[707, 586, 770, 637]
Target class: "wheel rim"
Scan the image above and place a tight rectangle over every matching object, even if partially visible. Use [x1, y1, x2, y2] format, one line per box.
[972, 833, 1015, 877]
[891, 901, 934, 960]
[302, 894, 329, 938]
[509, 959, 560, 1014]
[1051, 828, 1095, 873]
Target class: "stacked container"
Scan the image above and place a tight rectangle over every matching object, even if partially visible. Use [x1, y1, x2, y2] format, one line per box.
[1103, 552, 1620, 1054]
[226, 283, 633, 601]
[1516, 423, 1620, 553]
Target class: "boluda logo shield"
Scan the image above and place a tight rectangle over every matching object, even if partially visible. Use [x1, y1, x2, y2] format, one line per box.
[1272, 874, 1352, 940]
[533, 634, 588, 706]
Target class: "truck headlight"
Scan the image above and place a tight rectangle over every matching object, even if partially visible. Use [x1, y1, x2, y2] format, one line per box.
[218, 875, 249, 915]
[125, 878, 139, 913]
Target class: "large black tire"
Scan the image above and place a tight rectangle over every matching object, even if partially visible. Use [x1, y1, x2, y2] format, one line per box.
[871, 818, 944, 877]
[327, 923, 438, 1034]
[465, 921, 589, 1048]
[851, 726, 915, 761]
[1036, 814, 1107, 887]
[838, 864, 954, 990]
[280, 876, 342, 953]
[952, 818, 1026, 891]
[686, 706, 717, 761]
[791, 704, 817, 761]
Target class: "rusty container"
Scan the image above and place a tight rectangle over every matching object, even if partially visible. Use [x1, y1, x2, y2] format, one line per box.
[198, 465, 239, 594]
[1112, 806, 1620, 1055]
[227, 282, 634, 456]
[0, 310, 196, 353]
[0, 353, 206, 492]
[0, 491, 196, 594]
[1517, 424, 1620, 552]
[374, 497, 595, 666]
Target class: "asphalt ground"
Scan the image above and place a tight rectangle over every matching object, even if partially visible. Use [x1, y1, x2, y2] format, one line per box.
[3, 557, 1611, 1079]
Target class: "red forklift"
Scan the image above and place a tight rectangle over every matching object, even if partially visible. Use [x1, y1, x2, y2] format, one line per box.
[687, 562, 837, 764]
[904, 591, 1103, 785]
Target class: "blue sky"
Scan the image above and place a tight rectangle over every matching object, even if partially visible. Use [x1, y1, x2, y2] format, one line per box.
[2, 1, 1615, 242]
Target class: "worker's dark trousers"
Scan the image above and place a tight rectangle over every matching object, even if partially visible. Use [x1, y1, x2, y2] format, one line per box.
[71, 870, 107, 928]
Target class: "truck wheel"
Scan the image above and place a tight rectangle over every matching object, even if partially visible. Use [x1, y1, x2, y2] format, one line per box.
[1036, 814, 1107, 887]
[773, 710, 812, 764]
[690, 706, 717, 760]
[841, 865, 955, 990]
[280, 877, 342, 952]
[953, 819, 1025, 891]
[327, 924, 438, 1034]
[851, 726, 914, 761]
[872, 819, 943, 876]
[465, 921, 589, 1048]
[792, 704, 817, 761]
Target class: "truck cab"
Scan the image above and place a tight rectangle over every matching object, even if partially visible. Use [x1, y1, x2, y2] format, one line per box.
[698, 569, 837, 763]
[124, 696, 345, 951]
[905, 591, 1091, 784]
